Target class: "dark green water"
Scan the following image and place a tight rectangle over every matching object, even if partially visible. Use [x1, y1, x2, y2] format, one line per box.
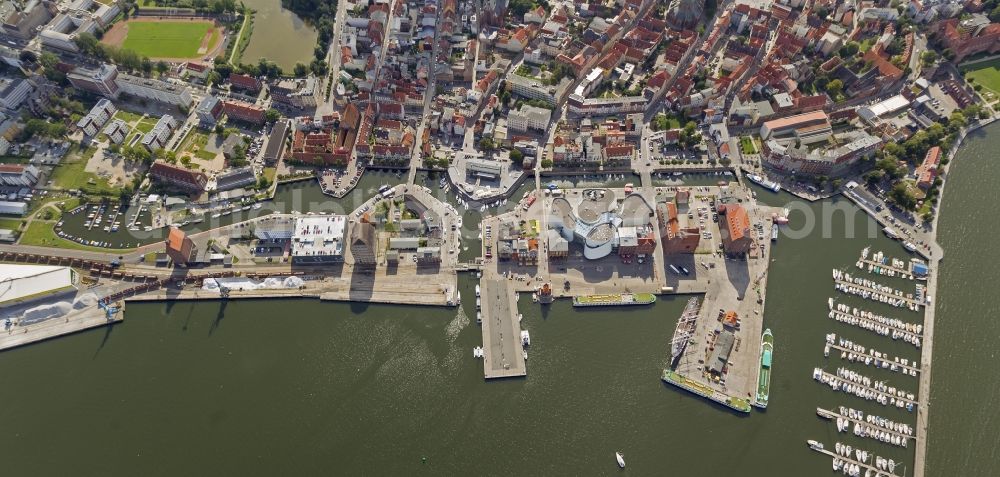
[0, 137, 994, 474]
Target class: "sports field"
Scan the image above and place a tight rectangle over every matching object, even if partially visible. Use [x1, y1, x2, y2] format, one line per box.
[102, 18, 223, 61]
[960, 58, 1000, 95]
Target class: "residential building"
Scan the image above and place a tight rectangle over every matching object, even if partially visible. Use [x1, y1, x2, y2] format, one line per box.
[195, 96, 224, 129]
[228, 73, 262, 93]
[762, 131, 881, 177]
[223, 100, 266, 125]
[215, 167, 257, 191]
[67, 64, 120, 97]
[507, 105, 551, 132]
[1, 0, 53, 40]
[149, 161, 208, 194]
[141, 115, 177, 151]
[76, 98, 116, 137]
[936, 15, 1000, 62]
[916, 146, 941, 190]
[264, 120, 289, 164]
[102, 119, 130, 144]
[657, 201, 700, 254]
[0, 76, 32, 110]
[116, 74, 193, 108]
[271, 77, 320, 109]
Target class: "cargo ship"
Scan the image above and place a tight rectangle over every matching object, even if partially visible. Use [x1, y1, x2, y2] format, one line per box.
[572, 293, 656, 307]
[754, 329, 774, 409]
[661, 369, 752, 413]
[745, 173, 781, 193]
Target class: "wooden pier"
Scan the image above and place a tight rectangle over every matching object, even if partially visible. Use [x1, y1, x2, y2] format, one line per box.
[834, 278, 924, 308]
[827, 342, 921, 374]
[480, 278, 526, 379]
[817, 407, 915, 442]
[829, 309, 922, 342]
[816, 370, 918, 407]
[808, 442, 901, 477]
[857, 258, 926, 280]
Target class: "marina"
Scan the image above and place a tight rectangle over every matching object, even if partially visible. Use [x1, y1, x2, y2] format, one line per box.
[825, 334, 920, 376]
[813, 368, 917, 411]
[808, 440, 902, 477]
[857, 247, 929, 281]
[818, 407, 915, 448]
[828, 303, 923, 348]
[833, 269, 926, 311]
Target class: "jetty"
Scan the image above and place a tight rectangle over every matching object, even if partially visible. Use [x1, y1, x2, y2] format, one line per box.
[826, 341, 920, 375]
[480, 278, 526, 379]
[833, 275, 924, 310]
[813, 369, 918, 409]
[0, 302, 124, 352]
[828, 309, 922, 346]
[807, 441, 902, 477]
[817, 407, 915, 444]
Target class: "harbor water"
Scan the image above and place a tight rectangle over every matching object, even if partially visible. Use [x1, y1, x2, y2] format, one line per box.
[0, 138, 997, 473]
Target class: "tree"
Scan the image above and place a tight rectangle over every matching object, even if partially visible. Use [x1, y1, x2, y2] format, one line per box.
[265, 108, 281, 123]
[889, 182, 917, 210]
[214, 124, 225, 135]
[826, 79, 844, 97]
[540, 159, 553, 168]
[293, 62, 309, 77]
[509, 148, 524, 165]
[155, 60, 169, 75]
[479, 137, 495, 151]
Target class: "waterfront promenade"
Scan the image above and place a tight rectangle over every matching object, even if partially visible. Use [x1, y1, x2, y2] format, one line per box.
[480, 278, 526, 379]
[0, 303, 123, 352]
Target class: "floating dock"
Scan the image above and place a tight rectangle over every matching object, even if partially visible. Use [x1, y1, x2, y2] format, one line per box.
[661, 369, 752, 413]
[480, 278, 526, 379]
[833, 276, 924, 310]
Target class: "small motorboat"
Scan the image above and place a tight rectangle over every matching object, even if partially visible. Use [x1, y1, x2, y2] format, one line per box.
[615, 451, 625, 469]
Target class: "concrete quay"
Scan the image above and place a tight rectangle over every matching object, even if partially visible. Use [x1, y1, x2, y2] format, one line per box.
[480, 278, 526, 379]
[0, 303, 124, 352]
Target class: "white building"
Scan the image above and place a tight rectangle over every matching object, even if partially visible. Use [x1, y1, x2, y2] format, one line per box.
[116, 74, 193, 108]
[0, 76, 33, 110]
[0, 200, 27, 215]
[0, 264, 77, 306]
[858, 95, 911, 124]
[507, 105, 551, 132]
[291, 215, 347, 264]
[141, 115, 177, 151]
[76, 98, 117, 137]
[103, 118, 130, 144]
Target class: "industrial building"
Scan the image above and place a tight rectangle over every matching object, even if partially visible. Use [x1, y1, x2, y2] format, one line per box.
[0, 264, 77, 307]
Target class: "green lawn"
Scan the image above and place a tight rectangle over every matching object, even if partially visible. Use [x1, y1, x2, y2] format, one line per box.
[135, 118, 158, 134]
[49, 147, 116, 196]
[961, 58, 1000, 95]
[121, 20, 215, 59]
[0, 217, 24, 230]
[19, 222, 134, 252]
[114, 110, 145, 125]
[740, 136, 757, 155]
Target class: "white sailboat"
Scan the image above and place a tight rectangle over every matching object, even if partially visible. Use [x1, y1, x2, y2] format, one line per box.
[615, 452, 625, 468]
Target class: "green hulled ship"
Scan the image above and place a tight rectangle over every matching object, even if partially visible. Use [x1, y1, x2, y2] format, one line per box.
[661, 369, 752, 413]
[754, 329, 774, 409]
[572, 293, 656, 307]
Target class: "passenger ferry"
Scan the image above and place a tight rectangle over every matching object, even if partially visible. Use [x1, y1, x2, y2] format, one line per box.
[754, 329, 774, 409]
[745, 173, 781, 193]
